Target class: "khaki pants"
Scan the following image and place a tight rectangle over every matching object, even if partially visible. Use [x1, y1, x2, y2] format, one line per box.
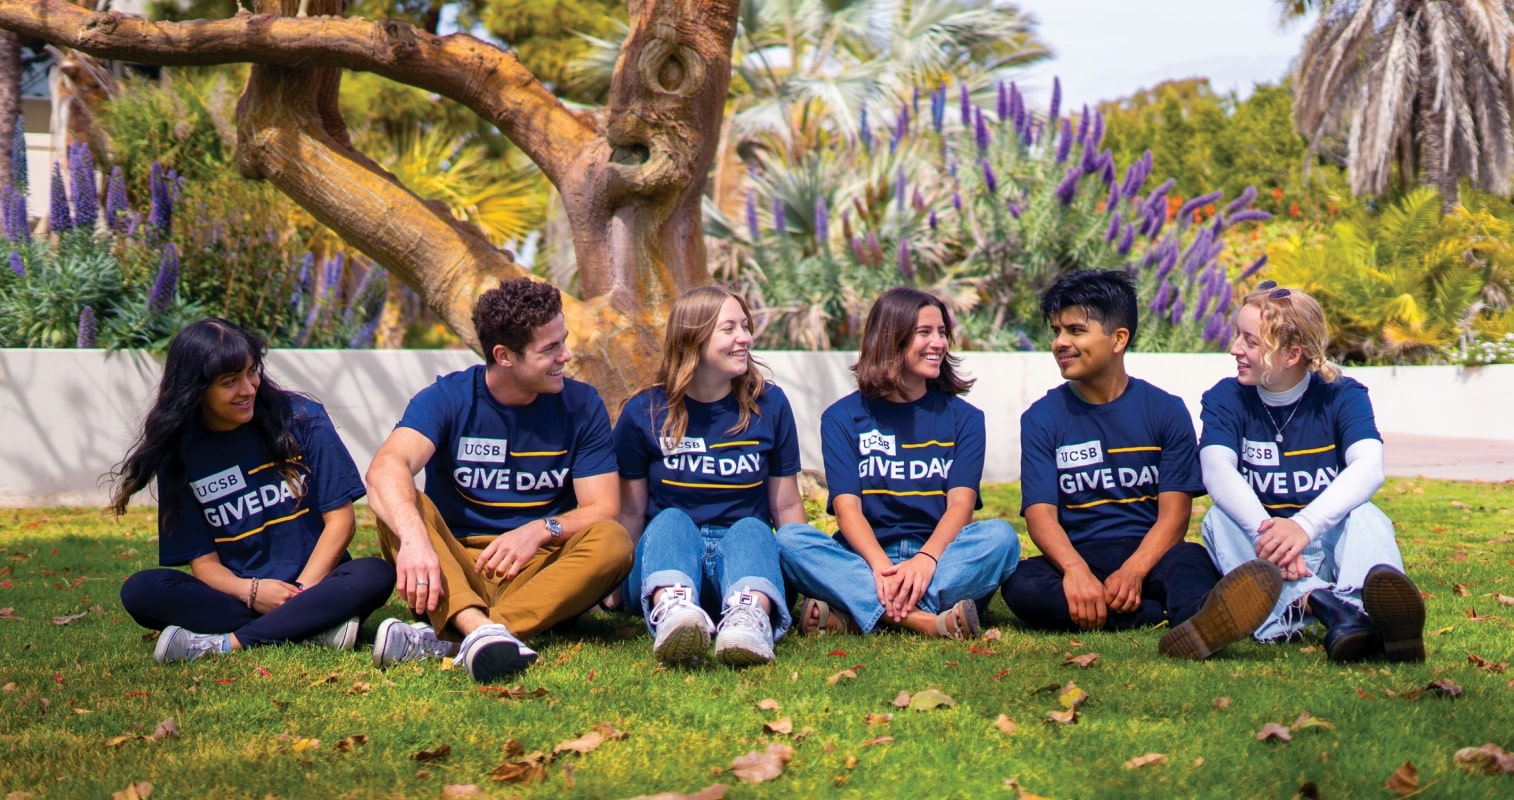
[377, 494, 633, 640]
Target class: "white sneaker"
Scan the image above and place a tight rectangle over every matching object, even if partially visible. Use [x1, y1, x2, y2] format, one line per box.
[371, 618, 452, 668]
[715, 590, 775, 666]
[649, 586, 714, 663]
[307, 617, 360, 650]
[153, 626, 231, 663]
[456, 623, 538, 683]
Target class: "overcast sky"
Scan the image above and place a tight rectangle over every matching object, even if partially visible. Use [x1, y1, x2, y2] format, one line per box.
[1011, 0, 1316, 109]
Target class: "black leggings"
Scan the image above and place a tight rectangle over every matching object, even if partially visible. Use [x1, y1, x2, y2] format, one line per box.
[120, 558, 395, 647]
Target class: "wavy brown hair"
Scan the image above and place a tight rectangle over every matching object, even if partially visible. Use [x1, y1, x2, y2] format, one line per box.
[853, 287, 974, 399]
[638, 285, 768, 449]
[1240, 286, 1342, 383]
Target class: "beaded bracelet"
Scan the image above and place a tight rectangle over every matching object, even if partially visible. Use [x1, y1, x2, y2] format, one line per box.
[246, 577, 261, 609]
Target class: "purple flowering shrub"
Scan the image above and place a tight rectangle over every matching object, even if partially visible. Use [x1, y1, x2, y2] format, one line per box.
[717, 77, 1271, 351]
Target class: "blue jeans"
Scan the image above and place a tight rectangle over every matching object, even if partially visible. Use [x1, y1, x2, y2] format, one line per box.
[1202, 502, 1403, 640]
[623, 508, 794, 640]
[775, 520, 1021, 634]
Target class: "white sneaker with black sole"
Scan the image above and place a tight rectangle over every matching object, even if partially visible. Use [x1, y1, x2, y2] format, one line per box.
[714, 590, 775, 666]
[455, 623, 538, 683]
[649, 586, 715, 663]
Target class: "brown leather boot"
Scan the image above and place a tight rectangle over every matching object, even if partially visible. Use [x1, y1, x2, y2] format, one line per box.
[1159, 559, 1283, 660]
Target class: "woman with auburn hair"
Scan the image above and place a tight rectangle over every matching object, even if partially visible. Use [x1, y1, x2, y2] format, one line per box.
[1199, 282, 1425, 662]
[776, 287, 1020, 638]
[615, 285, 818, 665]
[111, 318, 394, 663]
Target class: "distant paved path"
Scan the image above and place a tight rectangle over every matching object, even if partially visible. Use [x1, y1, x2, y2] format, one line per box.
[1383, 433, 1514, 482]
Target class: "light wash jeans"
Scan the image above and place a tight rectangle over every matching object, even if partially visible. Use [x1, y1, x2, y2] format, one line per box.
[624, 508, 794, 641]
[775, 519, 1021, 634]
[1202, 502, 1404, 640]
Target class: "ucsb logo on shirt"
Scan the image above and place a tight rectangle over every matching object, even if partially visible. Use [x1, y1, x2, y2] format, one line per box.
[660, 436, 707, 457]
[858, 430, 896, 456]
[458, 437, 508, 464]
[1056, 440, 1104, 470]
[191, 466, 247, 502]
[1241, 438, 1280, 466]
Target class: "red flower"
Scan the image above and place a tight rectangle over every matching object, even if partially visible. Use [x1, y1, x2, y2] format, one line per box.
[1290, 202, 1301, 218]
[1271, 187, 1284, 201]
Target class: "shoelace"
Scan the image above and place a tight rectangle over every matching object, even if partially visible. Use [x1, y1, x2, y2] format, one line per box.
[402, 626, 452, 660]
[719, 600, 767, 633]
[188, 634, 226, 657]
[649, 591, 696, 628]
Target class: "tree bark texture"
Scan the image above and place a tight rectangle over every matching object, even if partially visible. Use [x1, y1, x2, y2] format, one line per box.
[0, 30, 20, 190]
[0, 0, 740, 413]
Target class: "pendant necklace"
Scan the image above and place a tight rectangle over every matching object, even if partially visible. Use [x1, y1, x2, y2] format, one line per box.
[1261, 401, 1300, 443]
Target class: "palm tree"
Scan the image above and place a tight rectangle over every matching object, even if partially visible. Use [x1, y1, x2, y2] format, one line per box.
[1292, 0, 1514, 210]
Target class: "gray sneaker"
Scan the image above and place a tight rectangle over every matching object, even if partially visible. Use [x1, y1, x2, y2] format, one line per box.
[714, 590, 775, 666]
[153, 626, 231, 663]
[371, 618, 452, 668]
[456, 623, 539, 683]
[307, 617, 360, 650]
[649, 586, 714, 663]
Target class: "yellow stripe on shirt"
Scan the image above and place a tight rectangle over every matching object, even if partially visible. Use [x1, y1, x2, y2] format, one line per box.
[861, 489, 947, 497]
[901, 440, 953, 449]
[1284, 444, 1336, 457]
[246, 457, 302, 475]
[1263, 502, 1308, 509]
[1107, 446, 1161, 453]
[1065, 494, 1158, 510]
[508, 449, 568, 457]
[708, 440, 759, 449]
[662, 478, 765, 490]
[454, 487, 552, 508]
[213, 508, 310, 543]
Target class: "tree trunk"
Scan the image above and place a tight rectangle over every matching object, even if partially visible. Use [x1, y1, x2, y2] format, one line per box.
[0, 30, 20, 190]
[0, 0, 739, 414]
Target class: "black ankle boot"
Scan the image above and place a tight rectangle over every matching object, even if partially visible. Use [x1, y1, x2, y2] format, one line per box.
[1362, 565, 1426, 662]
[1307, 590, 1381, 662]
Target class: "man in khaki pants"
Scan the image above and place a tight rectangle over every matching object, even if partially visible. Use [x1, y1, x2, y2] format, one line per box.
[366, 278, 632, 682]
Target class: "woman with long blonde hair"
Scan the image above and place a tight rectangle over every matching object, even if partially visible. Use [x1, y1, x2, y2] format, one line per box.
[1199, 282, 1424, 662]
[614, 286, 817, 665]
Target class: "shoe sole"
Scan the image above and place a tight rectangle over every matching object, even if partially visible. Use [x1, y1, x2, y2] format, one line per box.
[715, 640, 774, 667]
[468, 639, 539, 683]
[1324, 626, 1381, 663]
[653, 623, 712, 663]
[1159, 560, 1282, 660]
[152, 627, 182, 664]
[1363, 568, 1425, 662]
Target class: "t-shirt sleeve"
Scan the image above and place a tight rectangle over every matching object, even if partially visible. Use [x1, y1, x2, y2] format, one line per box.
[573, 388, 620, 478]
[613, 393, 654, 481]
[1157, 394, 1206, 496]
[395, 380, 451, 447]
[156, 486, 216, 567]
[768, 386, 803, 477]
[1018, 404, 1060, 514]
[949, 401, 986, 494]
[1198, 382, 1241, 453]
[1333, 380, 1381, 449]
[295, 401, 366, 513]
[820, 404, 860, 510]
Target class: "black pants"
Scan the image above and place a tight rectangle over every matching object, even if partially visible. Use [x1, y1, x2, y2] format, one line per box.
[1002, 539, 1218, 632]
[120, 557, 395, 647]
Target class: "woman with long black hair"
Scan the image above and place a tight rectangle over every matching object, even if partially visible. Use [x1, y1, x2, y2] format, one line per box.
[111, 318, 394, 663]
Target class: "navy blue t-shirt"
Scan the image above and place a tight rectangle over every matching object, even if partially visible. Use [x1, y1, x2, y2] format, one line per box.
[614, 384, 802, 528]
[1020, 378, 1204, 545]
[821, 390, 986, 544]
[158, 397, 365, 581]
[397, 366, 617, 538]
[1199, 373, 1380, 516]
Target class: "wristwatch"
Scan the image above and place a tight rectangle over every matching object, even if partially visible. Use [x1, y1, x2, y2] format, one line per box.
[542, 516, 563, 541]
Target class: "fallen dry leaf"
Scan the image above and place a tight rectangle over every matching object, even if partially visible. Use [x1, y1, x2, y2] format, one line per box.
[1290, 712, 1334, 731]
[1385, 761, 1419, 796]
[1256, 723, 1292, 742]
[762, 718, 793, 736]
[730, 743, 794, 783]
[51, 612, 87, 626]
[335, 734, 368, 753]
[981, 628, 1002, 641]
[1003, 776, 1056, 800]
[1453, 584, 1471, 597]
[441, 784, 485, 799]
[503, 739, 524, 757]
[0, 608, 19, 620]
[346, 681, 372, 695]
[994, 715, 1017, 735]
[1123, 753, 1168, 770]
[863, 712, 893, 726]
[108, 781, 152, 800]
[826, 669, 858, 685]
[2, 683, 14, 692]
[1058, 682, 1088, 710]
[490, 752, 548, 785]
[891, 690, 911, 708]
[291, 737, 320, 754]
[554, 731, 605, 757]
[1062, 652, 1101, 669]
[860, 736, 894, 747]
[1453, 743, 1514, 774]
[414, 743, 451, 762]
[907, 689, 955, 711]
[552, 641, 583, 667]
[1046, 708, 1078, 724]
[755, 698, 781, 711]
[626, 785, 729, 800]
[1213, 697, 1231, 710]
[104, 735, 142, 748]
[1495, 594, 1514, 607]
[150, 718, 178, 741]
[1426, 679, 1463, 698]
[478, 685, 550, 700]
[1468, 653, 1509, 673]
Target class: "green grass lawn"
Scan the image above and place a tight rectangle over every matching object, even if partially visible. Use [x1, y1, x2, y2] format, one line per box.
[2, 478, 1511, 799]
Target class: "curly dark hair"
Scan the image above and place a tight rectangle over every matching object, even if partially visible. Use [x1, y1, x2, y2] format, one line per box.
[1040, 269, 1139, 346]
[107, 318, 307, 530]
[474, 278, 563, 359]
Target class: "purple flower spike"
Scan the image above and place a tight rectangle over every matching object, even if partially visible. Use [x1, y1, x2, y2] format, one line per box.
[896, 165, 907, 212]
[929, 209, 939, 230]
[864, 231, 882, 267]
[1106, 183, 1120, 212]
[1007, 201, 1021, 220]
[148, 242, 179, 315]
[997, 81, 1009, 122]
[1176, 190, 1224, 224]
[860, 107, 873, 154]
[1155, 241, 1179, 282]
[1055, 119, 1073, 164]
[1073, 104, 1089, 144]
[69, 143, 98, 231]
[892, 104, 909, 153]
[974, 108, 990, 155]
[932, 85, 946, 133]
[814, 196, 829, 244]
[1016, 331, 1034, 351]
[1100, 159, 1116, 187]
[1240, 254, 1268, 280]
[1203, 311, 1225, 343]
[1226, 209, 1273, 226]
[952, 191, 962, 212]
[960, 83, 972, 127]
[104, 166, 130, 233]
[1223, 186, 1258, 216]
[771, 197, 787, 235]
[898, 238, 915, 280]
[10, 114, 27, 195]
[1055, 166, 1081, 207]
[148, 161, 173, 236]
[1169, 294, 1185, 326]
[1149, 282, 1173, 315]
[1089, 110, 1105, 147]
[1012, 92, 1027, 135]
[1106, 213, 1121, 242]
[1048, 77, 1062, 126]
[912, 188, 925, 212]
[745, 189, 760, 242]
[48, 162, 72, 232]
[1118, 223, 1134, 256]
[912, 86, 920, 118]
[8, 249, 22, 277]
[850, 236, 865, 262]
[981, 161, 998, 195]
[76, 306, 97, 348]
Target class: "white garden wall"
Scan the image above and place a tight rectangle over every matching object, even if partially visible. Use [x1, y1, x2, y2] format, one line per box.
[2, 348, 1510, 507]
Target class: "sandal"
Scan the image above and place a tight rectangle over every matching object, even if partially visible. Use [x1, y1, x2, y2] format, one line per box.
[800, 597, 861, 636]
[933, 599, 981, 639]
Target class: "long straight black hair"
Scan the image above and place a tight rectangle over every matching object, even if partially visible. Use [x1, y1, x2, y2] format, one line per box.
[108, 318, 305, 521]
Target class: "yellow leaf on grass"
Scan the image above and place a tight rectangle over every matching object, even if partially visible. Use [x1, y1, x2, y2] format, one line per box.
[105, 735, 142, 747]
[1058, 682, 1088, 710]
[1385, 761, 1419, 796]
[291, 738, 320, 754]
[863, 713, 892, 725]
[1123, 753, 1168, 770]
[1290, 712, 1334, 731]
[907, 689, 955, 711]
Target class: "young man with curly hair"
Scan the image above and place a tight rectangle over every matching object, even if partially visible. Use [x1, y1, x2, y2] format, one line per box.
[366, 279, 633, 682]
